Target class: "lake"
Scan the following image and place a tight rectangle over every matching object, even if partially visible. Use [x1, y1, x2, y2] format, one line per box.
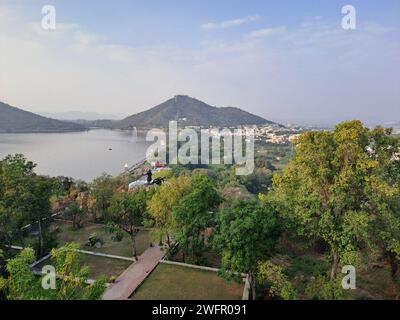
[0, 129, 151, 181]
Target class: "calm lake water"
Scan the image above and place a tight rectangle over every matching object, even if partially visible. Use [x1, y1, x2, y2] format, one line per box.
[0, 129, 151, 181]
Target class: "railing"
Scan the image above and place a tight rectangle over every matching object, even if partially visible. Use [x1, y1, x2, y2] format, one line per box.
[126, 158, 147, 173]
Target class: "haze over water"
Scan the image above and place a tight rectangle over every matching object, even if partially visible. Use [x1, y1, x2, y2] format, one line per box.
[0, 129, 150, 181]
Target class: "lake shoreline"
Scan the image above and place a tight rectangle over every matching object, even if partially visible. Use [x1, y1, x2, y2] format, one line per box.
[0, 129, 150, 182]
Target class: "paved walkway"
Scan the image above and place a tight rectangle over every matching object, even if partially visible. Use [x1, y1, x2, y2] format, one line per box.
[102, 245, 165, 300]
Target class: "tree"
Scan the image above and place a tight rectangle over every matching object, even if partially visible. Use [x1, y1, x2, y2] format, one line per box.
[2, 244, 106, 300]
[0, 155, 54, 257]
[241, 168, 273, 195]
[50, 243, 106, 300]
[215, 199, 280, 299]
[0, 203, 21, 252]
[108, 190, 150, 259]
[91, 173, 115, 221]
[271, 121, 400, 281]
[65, 202, 85, 229]
[366, 127, 400, 289]
[4, 248, 40, 300]
[173, 175, 221, 263]
[148, 175, 192, 248]
[25, 176, 54, 257]
[0, 155, 36, 249]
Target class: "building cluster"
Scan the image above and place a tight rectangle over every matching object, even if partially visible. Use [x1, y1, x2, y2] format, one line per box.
[251, 124, 303, 145]
[182, 123, 305, 145]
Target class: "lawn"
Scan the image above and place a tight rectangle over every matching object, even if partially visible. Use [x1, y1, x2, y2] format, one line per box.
[33, 253, 132, 280]
[130, 263, 244, 300]
[51, 220, 151, 258]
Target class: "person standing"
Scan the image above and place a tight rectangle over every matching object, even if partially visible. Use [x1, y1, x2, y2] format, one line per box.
[146, 169, 153, 184]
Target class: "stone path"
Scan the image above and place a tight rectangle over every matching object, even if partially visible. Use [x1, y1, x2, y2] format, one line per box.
[102, 245, 165, 300]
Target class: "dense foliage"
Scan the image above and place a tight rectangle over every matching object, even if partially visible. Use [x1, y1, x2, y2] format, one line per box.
[1, 120, 399, 300]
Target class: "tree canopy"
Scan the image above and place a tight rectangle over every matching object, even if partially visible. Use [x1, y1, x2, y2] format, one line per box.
[271, 121, 400, 282]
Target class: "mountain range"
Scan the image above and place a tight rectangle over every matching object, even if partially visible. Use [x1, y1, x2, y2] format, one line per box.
[0, 96, 273, 133]
[0, 101, 86, 133]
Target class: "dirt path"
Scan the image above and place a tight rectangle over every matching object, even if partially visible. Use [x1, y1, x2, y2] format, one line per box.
[102, 245, 165, 300]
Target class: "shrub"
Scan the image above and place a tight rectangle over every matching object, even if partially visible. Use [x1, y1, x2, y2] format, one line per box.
[258, 261, 298, 300]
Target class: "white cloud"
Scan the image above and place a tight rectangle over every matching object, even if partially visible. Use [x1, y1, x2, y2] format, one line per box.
[201, 15, 259, 30]
[248, 26, 286, 38]
[74, 31, 106, 45]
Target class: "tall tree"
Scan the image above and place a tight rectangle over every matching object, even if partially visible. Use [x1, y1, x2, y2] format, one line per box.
[173, 175, 221, 263]
[367, 127, 400, 288]
[108, 190, 150, 259]
[91, 173, 114, 221]
[25, 176, 54, 257]
[0, 155, 36, 249]
[215, 199, 280, 299]
[65, 202, 86, 230]
[0, 155, 54, 257]
[148, 175, 192, 248]
[271, 121, 400, 281]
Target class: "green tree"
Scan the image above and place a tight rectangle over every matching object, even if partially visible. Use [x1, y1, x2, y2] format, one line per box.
[3, 244, 106, 300]
[4, 248, 40, 300]
[91, 173, 114, 221]
[367, 127, 400, 288]
[215, 199, 280, 299]
[65, 202, 86, 229]
[173, 175, 221, 263]
[0, 155, 36, 249]
[148, 175, 192, 248]
[271, 121, 399, 281]
[26, 176, 54, 257]
[0, 155, 54, 257]
[50, 243, 106, 300]
[108, 190, 150, 259]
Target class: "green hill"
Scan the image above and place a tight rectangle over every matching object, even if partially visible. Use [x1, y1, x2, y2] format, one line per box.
[0, 101, 87, 133]
[114, 95, 273, 129]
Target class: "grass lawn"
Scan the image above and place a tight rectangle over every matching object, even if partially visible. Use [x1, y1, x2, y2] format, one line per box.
[33, 254, 132, 280]
[130, 263, 244, 300]
[51, 220, 151, 257]
[81, 255, 132, 279]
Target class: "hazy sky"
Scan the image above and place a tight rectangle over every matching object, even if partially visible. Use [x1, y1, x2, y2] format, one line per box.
[0, 0, 399, 126]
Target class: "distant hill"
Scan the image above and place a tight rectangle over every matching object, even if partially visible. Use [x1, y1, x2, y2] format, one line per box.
[38, 111, 126, 121]
[0, 101, 87, 133]
[113, 95, 274, 129]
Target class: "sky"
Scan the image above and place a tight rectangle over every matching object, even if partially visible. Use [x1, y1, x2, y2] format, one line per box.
[0, 0, 399, 126]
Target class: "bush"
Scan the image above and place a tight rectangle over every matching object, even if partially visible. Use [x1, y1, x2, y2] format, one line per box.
[111, 230, 124, 242]
[304, 276, 350, 300]
[258, 261, 298, 300]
